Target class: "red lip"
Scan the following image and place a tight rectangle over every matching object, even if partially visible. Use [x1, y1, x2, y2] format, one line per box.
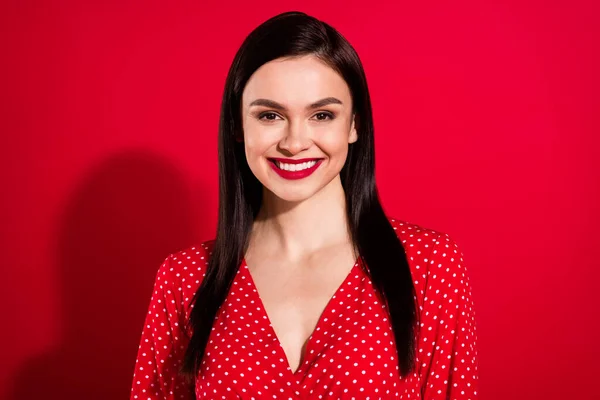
[268, 158, 324, 180]
[268, 157, 323, 165]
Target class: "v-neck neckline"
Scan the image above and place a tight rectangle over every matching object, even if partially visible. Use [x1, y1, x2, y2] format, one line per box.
[241, 254, 362, 379]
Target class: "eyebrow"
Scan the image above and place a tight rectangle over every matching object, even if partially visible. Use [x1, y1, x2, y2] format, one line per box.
[248, 97, 343, 111]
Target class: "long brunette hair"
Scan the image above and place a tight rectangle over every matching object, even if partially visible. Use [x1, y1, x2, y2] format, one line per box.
[182, 11, 418, 381]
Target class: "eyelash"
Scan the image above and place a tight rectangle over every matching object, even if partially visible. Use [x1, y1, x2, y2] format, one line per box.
[257, 111, 335, 122]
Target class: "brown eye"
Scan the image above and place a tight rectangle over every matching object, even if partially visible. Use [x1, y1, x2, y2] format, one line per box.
[258, 112, 281, 121]
[314, 112, 335, 121]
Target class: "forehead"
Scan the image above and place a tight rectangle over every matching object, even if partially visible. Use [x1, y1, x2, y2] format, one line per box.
[242, 55, 352, 107]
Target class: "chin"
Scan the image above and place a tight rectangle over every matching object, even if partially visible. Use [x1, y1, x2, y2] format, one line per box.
[261, 181, 321, 203]
[255, 162, 338, 203]
[271, 188, 315, 203]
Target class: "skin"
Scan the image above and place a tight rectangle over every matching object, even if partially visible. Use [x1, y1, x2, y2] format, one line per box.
[239, 54, 360, 373]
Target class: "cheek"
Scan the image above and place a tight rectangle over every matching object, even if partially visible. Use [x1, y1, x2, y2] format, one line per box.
[243, 129, 276, 178]
[243, 127, 270, 157]
[318, 128, 351, 155]
[244, 140, 264, 169]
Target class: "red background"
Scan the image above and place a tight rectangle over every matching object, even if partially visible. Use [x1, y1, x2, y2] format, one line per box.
[1, 1, 598, 399]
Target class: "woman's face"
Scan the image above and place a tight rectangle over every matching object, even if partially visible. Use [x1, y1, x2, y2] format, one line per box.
[240, 55, 357, 203]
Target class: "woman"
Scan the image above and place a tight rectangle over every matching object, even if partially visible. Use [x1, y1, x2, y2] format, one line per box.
[130, 11, 478, 399]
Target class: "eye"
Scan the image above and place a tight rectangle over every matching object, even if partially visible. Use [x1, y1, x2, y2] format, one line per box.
[313, 112, 335, 121]
[256, 111, 335, 122]
[258, 112, 282, 122]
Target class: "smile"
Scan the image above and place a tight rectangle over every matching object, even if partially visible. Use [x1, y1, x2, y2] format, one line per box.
[268, 158, 324, 180]
[275, 160, 317, 171]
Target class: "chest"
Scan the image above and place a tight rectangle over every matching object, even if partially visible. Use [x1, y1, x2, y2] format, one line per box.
[247, 248, 359, 373]
[194, 254, 408, 399]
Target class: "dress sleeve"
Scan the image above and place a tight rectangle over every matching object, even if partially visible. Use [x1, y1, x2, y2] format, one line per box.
[417, 232, 479, 399]
[130, 254, 195, 400]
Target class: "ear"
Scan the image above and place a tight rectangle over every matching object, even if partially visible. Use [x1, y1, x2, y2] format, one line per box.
[348, 113, 358, 144]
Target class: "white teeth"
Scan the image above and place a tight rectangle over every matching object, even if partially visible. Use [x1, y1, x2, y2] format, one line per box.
[275, 160, 318, 171]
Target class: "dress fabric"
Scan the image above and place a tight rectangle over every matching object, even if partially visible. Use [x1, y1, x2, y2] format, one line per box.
[130, 217, 479, 399]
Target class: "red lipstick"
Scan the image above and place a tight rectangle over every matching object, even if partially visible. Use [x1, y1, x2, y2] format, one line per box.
[269, 157, 322, 164]
[268, 158, 324, 180]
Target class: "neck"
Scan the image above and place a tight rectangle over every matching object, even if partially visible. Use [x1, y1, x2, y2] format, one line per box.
[250, 175, 352, 261]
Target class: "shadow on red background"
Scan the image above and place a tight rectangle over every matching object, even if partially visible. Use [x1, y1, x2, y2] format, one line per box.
[9, 150, 202, 400]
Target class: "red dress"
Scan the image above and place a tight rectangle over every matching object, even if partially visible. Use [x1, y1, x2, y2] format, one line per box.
[130, 217, 479, 399]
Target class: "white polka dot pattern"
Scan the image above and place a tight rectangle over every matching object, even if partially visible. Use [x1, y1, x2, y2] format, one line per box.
[130, 216, 479, 399]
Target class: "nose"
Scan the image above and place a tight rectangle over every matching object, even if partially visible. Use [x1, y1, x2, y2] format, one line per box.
[278, 120, 311, 155]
